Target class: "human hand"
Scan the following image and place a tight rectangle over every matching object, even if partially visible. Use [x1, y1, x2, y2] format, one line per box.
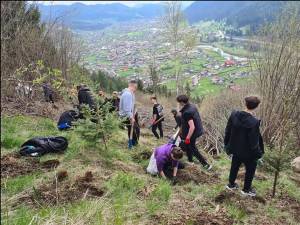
[184, 138, 190, 145]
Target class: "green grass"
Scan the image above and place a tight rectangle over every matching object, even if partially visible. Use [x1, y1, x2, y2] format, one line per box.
[2, 173, 41, 196]
[214, 42, 252, 58]
[1, 112, 300, 225]
[191, 77, 223, 97]
[127, 31, 144, 37]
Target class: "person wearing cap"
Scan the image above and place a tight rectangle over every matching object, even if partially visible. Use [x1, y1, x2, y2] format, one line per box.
[171, 109, 182, 131]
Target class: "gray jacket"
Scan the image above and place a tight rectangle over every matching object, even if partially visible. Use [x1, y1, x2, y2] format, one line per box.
[119, 88, 135, 118]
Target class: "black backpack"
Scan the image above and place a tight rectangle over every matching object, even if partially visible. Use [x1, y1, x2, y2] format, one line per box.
[19, 136, 68, 157]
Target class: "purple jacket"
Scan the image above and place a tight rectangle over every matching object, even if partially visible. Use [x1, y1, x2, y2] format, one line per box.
[154, 143, 179, 172]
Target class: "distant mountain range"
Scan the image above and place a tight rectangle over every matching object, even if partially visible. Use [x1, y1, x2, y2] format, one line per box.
[37, 3, 165, 30]
[37, 1, 285, 31]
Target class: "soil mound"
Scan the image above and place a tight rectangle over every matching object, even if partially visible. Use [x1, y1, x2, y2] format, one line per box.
[154, 210, 233, 225]
[176, 165, 219, 185]
[18, 171, 104, 207]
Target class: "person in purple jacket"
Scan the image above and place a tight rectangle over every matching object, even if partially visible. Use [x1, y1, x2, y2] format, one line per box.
[155, 143, 184, 184]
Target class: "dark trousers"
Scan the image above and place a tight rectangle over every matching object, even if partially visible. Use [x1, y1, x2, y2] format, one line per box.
[163, 161, 185, 179]
[180, 137, 208, 166]
[45, 94, 54, 103]
[229, 155, 257, 191]
[124, 119, 139, 145]
[152, 121, 163, 139]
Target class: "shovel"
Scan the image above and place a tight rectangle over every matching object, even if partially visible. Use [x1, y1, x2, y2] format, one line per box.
[148, 116, 165, 129]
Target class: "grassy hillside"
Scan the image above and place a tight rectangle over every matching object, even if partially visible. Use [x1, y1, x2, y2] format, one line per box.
[1, 115, 300, 225]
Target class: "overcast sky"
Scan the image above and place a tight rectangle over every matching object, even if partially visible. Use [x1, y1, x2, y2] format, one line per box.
[36, 1, 194, 7]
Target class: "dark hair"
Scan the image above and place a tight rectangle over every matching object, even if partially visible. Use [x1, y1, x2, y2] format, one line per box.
[245, 96, 261, 110]
[150, 96, 157, 100]
[176, 95, 189, 104]
[129, 80, 137, 84]
[171, 147, 183, 160]
[171, 109, 177, 114]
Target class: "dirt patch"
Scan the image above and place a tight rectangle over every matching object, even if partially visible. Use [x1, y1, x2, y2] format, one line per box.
[270, 193, 300, 222]
[131, 149, 153, 163]
[176, 165, 219, 185]
[214, 190, 266, 216]
[113, 160, 143, 173]
[237, 170, 268, 181]
[1, 98, 72, 121]
[18, 171, 104, 207]
[153, 210, 233, 225]
[1, 153, 59, 178]
[215, 190, 266, 205]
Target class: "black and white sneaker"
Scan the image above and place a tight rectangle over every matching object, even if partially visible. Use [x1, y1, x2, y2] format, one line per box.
[241, 188, 256, 197]
[226, 183, 239, 191]
[203, 164, 213, 171]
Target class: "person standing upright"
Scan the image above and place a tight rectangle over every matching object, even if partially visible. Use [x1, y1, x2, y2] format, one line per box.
[177, 95, 212, 170]
[150, 96, 164, 139]
[224, 96, 264, 197]
[119, 80, 137, 144]
[171, 109, 182, 131]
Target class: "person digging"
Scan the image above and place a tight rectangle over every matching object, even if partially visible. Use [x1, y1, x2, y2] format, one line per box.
[147, 143, 184, 185]
[177, 95, 212, 171]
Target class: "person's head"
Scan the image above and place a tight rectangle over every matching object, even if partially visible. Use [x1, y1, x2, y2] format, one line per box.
[150, 96, 157, 104]
[244, 96, 261, 111]
[76, 85, 82, 91]
[128, 80, 138, 93]
[171, 147, 183, 160]
[171, 109, 177, 116]
[112, 91, 118, 98]
[176, 95, 189, 107]
[98, 90, 105, 97]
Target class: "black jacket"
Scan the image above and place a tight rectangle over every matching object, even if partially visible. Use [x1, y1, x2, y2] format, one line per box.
[78, 88, 96, 110]
[57, 110, 82, 126]
[174, 114, 182, 129]
[224, 110, 264, 160]
[180, 103, 204, 139]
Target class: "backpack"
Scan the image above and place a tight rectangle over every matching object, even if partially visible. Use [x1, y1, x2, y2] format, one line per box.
[156, 104, 164, 117]
[19, 136, 68, 157]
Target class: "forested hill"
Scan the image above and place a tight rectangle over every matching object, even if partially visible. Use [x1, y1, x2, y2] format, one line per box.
[184, 1, 284, 29]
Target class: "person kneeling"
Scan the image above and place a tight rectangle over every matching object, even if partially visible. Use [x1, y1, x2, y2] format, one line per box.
[147, 143, 184, 184]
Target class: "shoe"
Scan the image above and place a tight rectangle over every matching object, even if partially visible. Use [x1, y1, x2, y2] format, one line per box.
[241, 188, 256, 197]
[226, 183, 239, 191]
[203, 164, 212, 171]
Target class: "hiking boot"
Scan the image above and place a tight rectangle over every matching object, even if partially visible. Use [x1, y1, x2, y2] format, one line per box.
[241, 188, 256, 197]
[226, 183, 239, 191]
[203, 164, 212, 171]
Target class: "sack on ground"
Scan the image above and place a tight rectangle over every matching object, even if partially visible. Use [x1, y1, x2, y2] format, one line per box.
[147, 153, 158, 175]
[20, 136, 68, 157]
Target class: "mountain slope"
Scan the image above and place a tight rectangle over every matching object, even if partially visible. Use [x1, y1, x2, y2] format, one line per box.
[184, 1, 284, 28]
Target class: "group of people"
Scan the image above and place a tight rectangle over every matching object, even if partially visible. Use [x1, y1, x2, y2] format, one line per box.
[57, 80, 264, 197]
[118, 80, 264, 197]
